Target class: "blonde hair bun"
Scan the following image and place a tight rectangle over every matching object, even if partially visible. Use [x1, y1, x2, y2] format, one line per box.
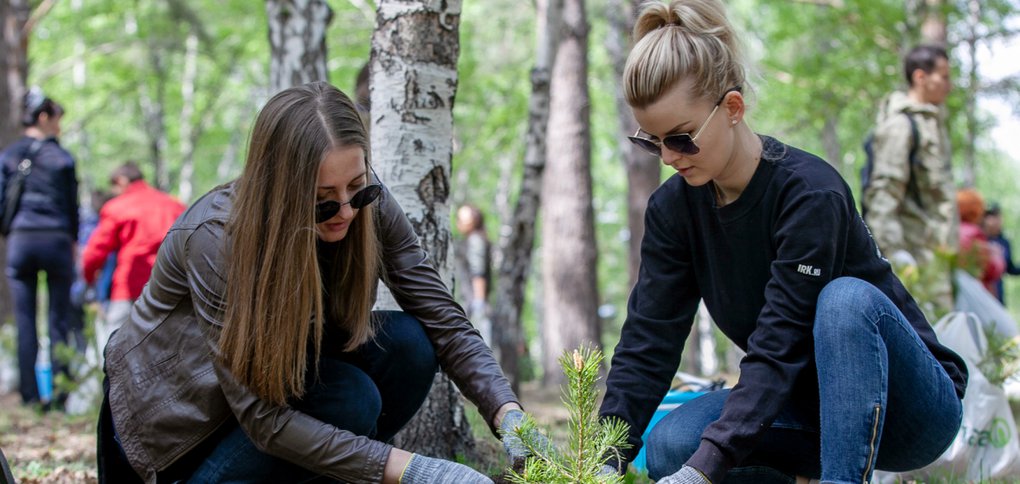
[625, 0, 745, 108]
[634, 0, 728, 42]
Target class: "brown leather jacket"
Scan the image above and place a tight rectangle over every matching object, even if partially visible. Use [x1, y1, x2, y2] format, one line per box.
[105, 182, 517, 483]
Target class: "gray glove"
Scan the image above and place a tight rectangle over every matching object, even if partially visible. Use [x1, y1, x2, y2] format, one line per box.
[400, 453, 492, 484]
[499, 408, 552, 470]
[656, 465, 711, 484]
[598, 463, 622, 476]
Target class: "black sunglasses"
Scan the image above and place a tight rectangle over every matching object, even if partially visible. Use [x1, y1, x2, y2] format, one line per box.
[628, 86, 742, 157]
[315, 184, 382, 223]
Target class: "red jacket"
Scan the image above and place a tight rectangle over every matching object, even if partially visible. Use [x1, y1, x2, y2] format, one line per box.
[83, 181, 186, 301]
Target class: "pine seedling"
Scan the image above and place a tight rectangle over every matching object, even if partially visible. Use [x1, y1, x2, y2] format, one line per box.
[506, 345, 631, 483]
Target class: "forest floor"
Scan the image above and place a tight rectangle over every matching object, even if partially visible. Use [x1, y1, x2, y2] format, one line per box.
[6, 382, 1019, 484]
[0, 381, 581, 484]
[0, 392, 97, 483]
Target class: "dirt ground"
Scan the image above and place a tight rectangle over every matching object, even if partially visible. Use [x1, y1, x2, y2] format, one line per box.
[0, 393, 97, 483]
[0, 381, 570, 484]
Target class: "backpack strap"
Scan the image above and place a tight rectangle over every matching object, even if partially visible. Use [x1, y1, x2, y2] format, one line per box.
[903, 113, 924, 209]
[1, 139, 45, 234]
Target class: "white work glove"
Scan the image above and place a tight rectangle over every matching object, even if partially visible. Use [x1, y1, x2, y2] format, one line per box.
[399, 453, 492, 483]
[499, 409, 553, 470]
[656, 465, 711, 484]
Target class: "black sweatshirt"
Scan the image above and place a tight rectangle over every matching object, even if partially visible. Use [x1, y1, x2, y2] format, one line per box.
[599, 136, 967, 483]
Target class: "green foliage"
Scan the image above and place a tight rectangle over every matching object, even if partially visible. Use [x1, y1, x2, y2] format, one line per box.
[979, 328, 1020, 387]
[506, 346, 630, 483]
[19, 0, 1020, 394]
[892, 247, 956, 322]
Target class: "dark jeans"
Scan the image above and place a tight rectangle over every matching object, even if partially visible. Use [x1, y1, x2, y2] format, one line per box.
[5, 231, 75, 406]
[100, 311, 438, 483]
[646, 277, 962, 484]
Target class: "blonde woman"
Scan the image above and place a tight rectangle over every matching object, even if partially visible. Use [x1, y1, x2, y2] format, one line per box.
[98, 82, 530, 483]
[598, 1, 966, 483]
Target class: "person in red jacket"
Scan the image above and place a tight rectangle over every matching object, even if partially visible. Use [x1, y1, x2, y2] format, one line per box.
[82, 162, 185, 362]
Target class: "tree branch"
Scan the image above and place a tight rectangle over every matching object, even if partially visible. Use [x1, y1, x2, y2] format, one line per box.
[22, 0, 56, 39]
[786, 0, 845, 8]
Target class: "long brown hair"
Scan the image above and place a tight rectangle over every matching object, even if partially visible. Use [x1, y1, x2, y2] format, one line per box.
[221, 82, 381, 405]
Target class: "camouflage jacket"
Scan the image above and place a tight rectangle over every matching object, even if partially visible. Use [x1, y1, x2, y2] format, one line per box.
[863, 91, 958, 262]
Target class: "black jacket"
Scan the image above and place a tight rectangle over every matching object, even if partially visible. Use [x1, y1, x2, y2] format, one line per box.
[0, 136, 79, 238]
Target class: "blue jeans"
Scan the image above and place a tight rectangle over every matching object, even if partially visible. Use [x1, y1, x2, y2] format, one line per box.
[141, 311, 438, 483]
[5, 231, 76, 406]
[646, 277, 962, 484]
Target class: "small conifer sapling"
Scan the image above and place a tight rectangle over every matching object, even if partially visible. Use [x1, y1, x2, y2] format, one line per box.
[504, 345, 630, 483]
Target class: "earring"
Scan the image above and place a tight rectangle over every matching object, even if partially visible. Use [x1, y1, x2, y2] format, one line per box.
[731, 120, 738, 125]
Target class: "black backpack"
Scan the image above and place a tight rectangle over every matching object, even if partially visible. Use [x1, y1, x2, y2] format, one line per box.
[860, 113, 921, 218]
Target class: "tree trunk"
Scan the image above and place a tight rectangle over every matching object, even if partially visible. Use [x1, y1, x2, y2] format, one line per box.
[178, 31, 199, 202]
[961, 0, 980, 188]
[541, 0, 600, 386]
[140, 45, 169, 191]
[822, 115, 843, 175]
[369, 0, 474, 460]
[491, 0, 562, 394]
[266, 0, 333, 95]
[0, 0, 31, 326]
[920, 0, 948, 45]
[606, 0, 661, 289]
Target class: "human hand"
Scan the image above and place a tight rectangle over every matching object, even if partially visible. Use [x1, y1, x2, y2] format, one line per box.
[656, 465, 711, 484]
[499, 408, 552, 471]
[598, 463, 622, 477]
[399, 453, 492, 484]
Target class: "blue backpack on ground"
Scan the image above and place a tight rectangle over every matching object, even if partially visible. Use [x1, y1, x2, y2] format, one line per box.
[860, 113, 920, 217]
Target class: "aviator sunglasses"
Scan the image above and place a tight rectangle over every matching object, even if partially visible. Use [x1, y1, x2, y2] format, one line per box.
[315, 183, 383, 223]
[628, 86, 742, 157]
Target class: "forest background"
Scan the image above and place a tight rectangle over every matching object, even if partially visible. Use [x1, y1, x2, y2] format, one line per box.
[0, 0, 1019, 480]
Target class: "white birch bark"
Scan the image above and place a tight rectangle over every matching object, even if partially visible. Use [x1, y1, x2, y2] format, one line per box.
[177, 32, 198, 202]
[140, 44, 169, 191]
[266, 0, 333, 94]
[369, 0, 475, 461]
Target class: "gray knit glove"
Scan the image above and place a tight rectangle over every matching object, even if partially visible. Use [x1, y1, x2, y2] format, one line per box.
[598, 463, 622, 476]
[399, 453, 492, 484]
[656, 465, 711, 484]
[499, 409, 552, 470]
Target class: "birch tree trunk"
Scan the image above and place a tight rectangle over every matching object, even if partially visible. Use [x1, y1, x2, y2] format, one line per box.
[491, 0, 562, 394]
[961, 0, 980, 187]
[266, 0, 333, 95]
[0, 0, 31, 328]
[178, 31, 199, 202]
[541, 0, 600, 385]
[140, 45, 169, 191]
[606, 0, 660, 289]
[369, 0, 475, 460]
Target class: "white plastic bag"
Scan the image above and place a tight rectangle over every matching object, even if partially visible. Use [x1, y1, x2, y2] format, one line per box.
[954, 269, 1019, 339]
[889, 312, 1020, 481]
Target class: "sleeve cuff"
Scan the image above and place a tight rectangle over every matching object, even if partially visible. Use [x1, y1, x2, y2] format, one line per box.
[686, 440, 734, 484]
